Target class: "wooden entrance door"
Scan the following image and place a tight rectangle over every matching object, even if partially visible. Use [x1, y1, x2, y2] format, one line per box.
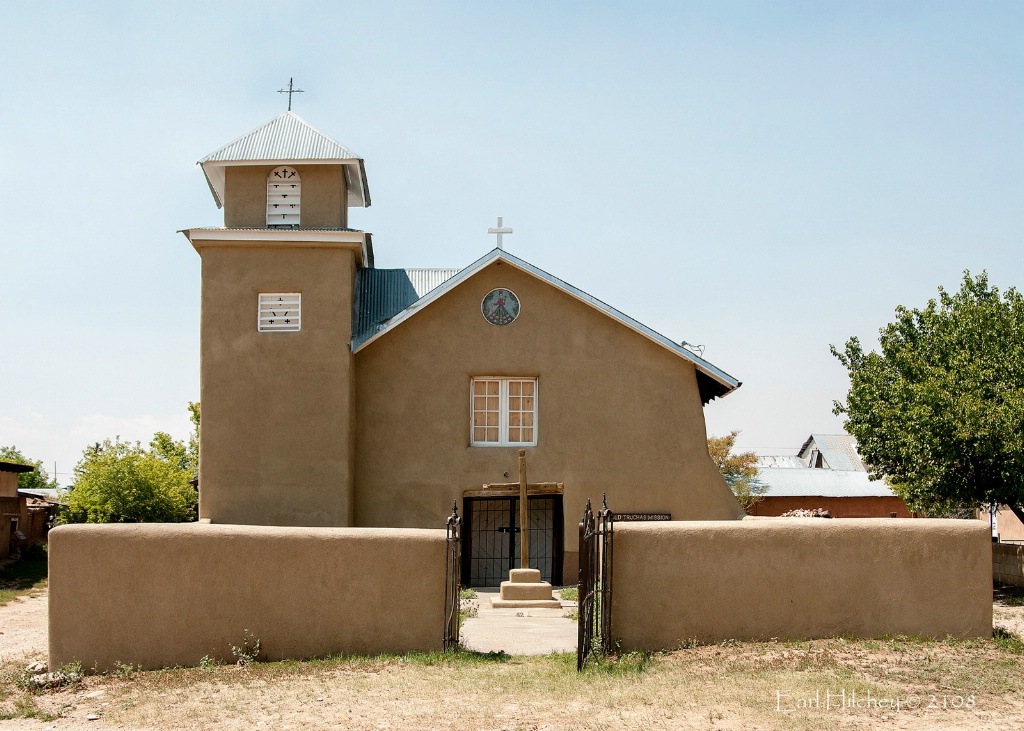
[462, 495, 563, 587]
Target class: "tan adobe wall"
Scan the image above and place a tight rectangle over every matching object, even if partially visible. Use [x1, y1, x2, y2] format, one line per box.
[993, 543, 1024, 587]
[354, 261, 744, 552]
[751, 496, 912, 518]
[199, 245, 356, 526]
[995, 507, 1024, 541]
[49, 524, 446, 671]
[224, 165, 348, 229]
[612, 518, 992, 650]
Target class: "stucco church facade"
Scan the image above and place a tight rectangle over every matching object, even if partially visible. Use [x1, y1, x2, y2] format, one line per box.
[183, 111, 744, 585]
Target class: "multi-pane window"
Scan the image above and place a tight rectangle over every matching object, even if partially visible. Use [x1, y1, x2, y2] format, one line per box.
[267, 166, 301, 227]
[258, 293, 301, 332]
[471, 378, 537, 446]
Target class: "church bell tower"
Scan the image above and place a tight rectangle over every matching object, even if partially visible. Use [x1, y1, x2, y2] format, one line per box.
[183, 110, 372, 527]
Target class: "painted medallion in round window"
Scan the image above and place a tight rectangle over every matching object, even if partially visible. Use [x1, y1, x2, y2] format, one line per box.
[481, 288, 521, 326]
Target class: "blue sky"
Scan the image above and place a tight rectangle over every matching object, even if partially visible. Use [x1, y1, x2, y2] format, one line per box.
[2, 1, 1022, 483]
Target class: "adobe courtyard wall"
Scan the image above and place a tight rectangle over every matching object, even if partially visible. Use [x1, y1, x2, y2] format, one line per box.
[49, 524, 446, 672]
[353, 260, 744, 555]
[612, 518, 992, 650]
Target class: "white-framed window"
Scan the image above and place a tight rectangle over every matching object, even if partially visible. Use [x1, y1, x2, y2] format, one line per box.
[471, 377, 538, 446]
[267, 166, 301, 227]
[258, 293, 301, 332]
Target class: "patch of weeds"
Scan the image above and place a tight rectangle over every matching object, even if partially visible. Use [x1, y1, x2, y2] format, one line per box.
[458, 599, 478, 630]
[583, 650, 653, 676]
[199, 655, 221, 670]
[678, 637, 701, 650]
[112, 661, 138, 679]
[515, 611, 525, 617]
[230, 630, 262, 667]
[13, 661, 83, 693]
[994, 627, 1024, 654]
[0, 695, 63, 722]
[563, 610, 579, 622]
[558, 587, 578, 602]
[459, 587, 477, 600]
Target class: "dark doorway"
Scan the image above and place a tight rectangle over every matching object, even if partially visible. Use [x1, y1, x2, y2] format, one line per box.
[463, 495, 563, 587]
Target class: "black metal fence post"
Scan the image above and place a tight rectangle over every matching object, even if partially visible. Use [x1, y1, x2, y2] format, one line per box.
[577, 495, 613, 671]
[444, 501, 462, 651]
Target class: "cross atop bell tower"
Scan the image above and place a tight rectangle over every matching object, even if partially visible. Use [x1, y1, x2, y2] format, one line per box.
[277, 77, 304, 111]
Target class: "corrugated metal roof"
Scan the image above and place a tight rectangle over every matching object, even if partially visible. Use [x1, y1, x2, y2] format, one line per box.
[798, 434, 866, 471]
[199, 112, 361, 163]
[755, 468, 896, 498]
[353, 268, 461, 348]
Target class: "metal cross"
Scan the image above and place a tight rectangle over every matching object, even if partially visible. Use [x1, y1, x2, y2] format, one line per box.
[277, 78, 305, 111]
[487, 216, 513, 250]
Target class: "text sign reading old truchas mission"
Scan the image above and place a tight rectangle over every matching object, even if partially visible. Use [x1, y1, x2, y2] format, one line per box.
[613, 513, 671, 522]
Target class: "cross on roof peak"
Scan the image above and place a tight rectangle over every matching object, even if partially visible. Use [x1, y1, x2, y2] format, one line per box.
[277, 77, 305, 111]
[487, 216, 513, 250]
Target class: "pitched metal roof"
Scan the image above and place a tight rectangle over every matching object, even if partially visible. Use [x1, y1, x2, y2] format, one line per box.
[353, 268, 461, 348]
[754, 468, 896, 498]
[197, 112, 370, 210]
[351, 249, 741, 403]
[199, 112, 362, 163]
[798, 434, 866, 471]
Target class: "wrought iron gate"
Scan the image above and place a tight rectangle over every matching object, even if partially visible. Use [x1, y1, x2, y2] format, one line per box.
[577, 495, 613, 671]
[462, 495, 563, 587]
[443, 502, 462, 651]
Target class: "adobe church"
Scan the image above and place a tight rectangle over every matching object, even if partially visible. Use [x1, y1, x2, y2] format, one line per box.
[183, 111, 745, 586]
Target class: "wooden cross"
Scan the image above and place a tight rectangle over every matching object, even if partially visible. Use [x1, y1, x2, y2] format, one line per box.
[277, 77, 305, 111]
[487, 216, 513, 250]
[518, 450, 529, 568]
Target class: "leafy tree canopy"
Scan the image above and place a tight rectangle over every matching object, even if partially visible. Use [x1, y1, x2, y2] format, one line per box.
[708, 431, 764, 512]
[0, 446, 57, 492]
[60, 403, 200, 524]
[61, 438, 197, 524]
[149, 401, 200, 477]
[832, 271, 1024, 519]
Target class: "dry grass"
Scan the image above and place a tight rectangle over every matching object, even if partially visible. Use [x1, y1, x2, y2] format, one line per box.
[2, 634, 1023, 730]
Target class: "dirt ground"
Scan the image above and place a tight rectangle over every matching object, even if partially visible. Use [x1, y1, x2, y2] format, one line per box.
[0, 594, 47, 663]
[1, 590, 1023, 730]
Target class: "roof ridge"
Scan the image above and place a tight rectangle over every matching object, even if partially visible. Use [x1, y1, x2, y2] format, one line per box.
[198, 112, 292, 163]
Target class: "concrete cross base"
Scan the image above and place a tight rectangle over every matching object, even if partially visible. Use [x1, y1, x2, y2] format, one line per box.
[490, 568, 563, 609]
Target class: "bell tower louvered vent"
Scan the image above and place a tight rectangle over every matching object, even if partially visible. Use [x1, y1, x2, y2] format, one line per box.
[258, 293, 301, 332]
[267, 166, 301, 227]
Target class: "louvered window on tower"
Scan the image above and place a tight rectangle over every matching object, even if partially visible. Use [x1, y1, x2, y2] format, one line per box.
[267, 166, 301, 227]
[258, 293, 301, 333]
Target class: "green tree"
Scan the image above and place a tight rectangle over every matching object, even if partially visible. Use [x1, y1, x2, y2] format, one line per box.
[832, 271, 1024, 520]
[0, 446, 57, 492]
[708, 431, 765, 512]
[149, 401, 200, 476]
[61, 438, 197, 524]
